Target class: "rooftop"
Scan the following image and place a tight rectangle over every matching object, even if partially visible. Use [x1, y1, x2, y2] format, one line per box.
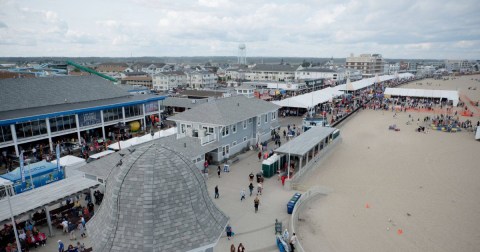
[275, 126, 337, 156]
[87, 144, 228, 252]
[169, 95, 280, 125]
[251, 64, 298, 72]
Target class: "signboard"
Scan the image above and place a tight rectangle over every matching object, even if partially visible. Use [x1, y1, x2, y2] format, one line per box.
[145, 101, 159, 113]
[78, 111, 102, 127]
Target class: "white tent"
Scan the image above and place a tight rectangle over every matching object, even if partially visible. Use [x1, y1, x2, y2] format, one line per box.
[272, 87, 344, 109]
[476, 127, 480, 140]
[384, 88, 459, 106]
[51, 155, 86, 178]
[338, 73, 415, 91]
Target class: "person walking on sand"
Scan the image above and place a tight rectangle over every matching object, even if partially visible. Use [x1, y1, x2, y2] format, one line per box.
[214, 185, 219, 199]
[230, 244, 236, 252]
[258, 151, 262, 161]
[249, 172, 254, 182]
[217, 165, 221, 178]
[240, 189, 246, 201]
[254, 196, 260, 213]
[257, 182, 263, 195]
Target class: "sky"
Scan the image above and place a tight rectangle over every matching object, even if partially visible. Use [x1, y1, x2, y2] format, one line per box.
[0, 0, 479, 59]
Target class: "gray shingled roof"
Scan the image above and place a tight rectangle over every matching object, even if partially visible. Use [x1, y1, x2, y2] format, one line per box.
[162, 97, 208, 109]
[0, 76, 129, 112]
[87, 144, 228, 252]
[169, 95, 280, 125]
[251, 64, 297, 72]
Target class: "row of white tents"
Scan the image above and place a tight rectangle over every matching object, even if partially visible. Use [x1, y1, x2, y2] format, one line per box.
[272, 73, 416, 109]
[384, 88, 459, 106]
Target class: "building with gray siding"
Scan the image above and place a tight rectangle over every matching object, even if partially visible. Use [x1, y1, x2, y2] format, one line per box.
[169, 95, 280, 164]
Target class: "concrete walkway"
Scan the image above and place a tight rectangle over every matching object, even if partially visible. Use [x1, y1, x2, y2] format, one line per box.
[208, 117, 304, 252]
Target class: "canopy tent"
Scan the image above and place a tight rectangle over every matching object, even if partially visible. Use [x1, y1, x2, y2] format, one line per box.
[476, 127, 480, 140]
[51, 155, 86, 178]
[108, 127, 177, 150]
[336, 73, 415, 92]
[272, 87, 344, 109]
[384, 88, 459, 106]
[0, 160, 63, 194]
[0, 176, 99, 223]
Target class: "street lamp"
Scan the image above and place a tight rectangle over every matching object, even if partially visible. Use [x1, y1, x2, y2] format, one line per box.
[2, 181, 22, 251]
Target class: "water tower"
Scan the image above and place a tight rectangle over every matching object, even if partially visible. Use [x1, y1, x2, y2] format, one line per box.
[238, 43, 246, 65]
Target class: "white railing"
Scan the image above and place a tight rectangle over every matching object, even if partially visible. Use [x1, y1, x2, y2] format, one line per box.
[200, 134, 216, 145]
[290, 186, 333, 252]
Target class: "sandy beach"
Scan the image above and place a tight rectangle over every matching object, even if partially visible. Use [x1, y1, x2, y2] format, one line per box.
[297, 75, 480, 252]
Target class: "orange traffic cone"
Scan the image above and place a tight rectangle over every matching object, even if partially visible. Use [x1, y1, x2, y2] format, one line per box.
[397, 229, 403, 235]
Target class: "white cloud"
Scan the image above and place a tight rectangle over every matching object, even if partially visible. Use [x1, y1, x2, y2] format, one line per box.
[0, 0, 479, 59]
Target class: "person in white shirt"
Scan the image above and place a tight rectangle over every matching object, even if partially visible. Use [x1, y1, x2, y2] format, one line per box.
[283, 229, 289, 242]
[61, 220, 69, 233]
[290, 233, 297, 251]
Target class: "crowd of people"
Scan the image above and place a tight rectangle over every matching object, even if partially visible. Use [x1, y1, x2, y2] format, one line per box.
[0, 220, 47, 252]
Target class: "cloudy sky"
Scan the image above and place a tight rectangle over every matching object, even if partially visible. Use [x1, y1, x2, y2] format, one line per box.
[0, 0, 479, 59]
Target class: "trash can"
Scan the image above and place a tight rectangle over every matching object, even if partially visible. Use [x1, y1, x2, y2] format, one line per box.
[287, 200, 296, 214]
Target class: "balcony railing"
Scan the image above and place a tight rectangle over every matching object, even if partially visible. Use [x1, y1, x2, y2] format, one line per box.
[200, 134, 216, 145]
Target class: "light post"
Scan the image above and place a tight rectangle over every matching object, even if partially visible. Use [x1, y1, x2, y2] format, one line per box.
[3, 181, 22, 251]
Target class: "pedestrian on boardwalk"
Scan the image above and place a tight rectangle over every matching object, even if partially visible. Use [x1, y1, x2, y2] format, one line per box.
[214, 185, 219, 199]
[283, 229, 289, 241]
[230, 244, 236, 252]
[254, 196, 260, 213]
[257, 182, 263, 195]
[248, 183, 254, 196]
[217, 165, 221, 178]
[237, 243, 245, 252]
[258, 151, 262, 161]
[249, 172, 254, 182]
[226, 224, 233, 240]
[240, 189, 246, 201]
[290, 233, 297, 251]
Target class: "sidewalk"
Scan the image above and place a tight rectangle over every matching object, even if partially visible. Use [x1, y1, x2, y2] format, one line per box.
[206, 140, 300, 252]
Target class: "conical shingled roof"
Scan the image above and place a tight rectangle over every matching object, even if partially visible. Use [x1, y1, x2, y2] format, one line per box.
[87, 144, 228, 252]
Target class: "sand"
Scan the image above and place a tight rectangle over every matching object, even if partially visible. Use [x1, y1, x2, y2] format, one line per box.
[297, 75, 480, 252]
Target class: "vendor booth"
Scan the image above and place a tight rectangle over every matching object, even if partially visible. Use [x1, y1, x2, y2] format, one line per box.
[0, 160, 64, 194]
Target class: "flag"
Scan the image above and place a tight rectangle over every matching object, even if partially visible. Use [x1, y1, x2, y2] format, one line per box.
[20, 150, 25, 183]
[56, 144, 61, 172]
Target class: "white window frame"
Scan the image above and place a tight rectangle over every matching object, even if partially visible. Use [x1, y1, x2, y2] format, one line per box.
[264, 114, 268, 123]
[243, 120, 247, 129]
[248, 118, 253, 124]
[243, 136, 247, 142]
[232, 123, 237, 133]
[272, 111, 277, 121]
[257, 116, 261, 126]
[222, 126, 230, 137]
[181, 124, 186, 133]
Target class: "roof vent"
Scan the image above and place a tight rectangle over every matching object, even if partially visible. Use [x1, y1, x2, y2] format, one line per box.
[184, 143, 187, 148]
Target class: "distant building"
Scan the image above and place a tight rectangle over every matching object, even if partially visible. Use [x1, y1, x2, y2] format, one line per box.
[122, 76, 153, 89]
[130, 63, 166, 74]
[235, 84, 255, 98]
[245, 64, 297, 82]
[445, 59, 472, 72]
[383, 63, 400, 75]
[96, 63, 129, 74]
[345, 53, 384, 76]
[186, 70, 218, 89]
[295, 68, 346, 83]
[225, 68, 247, 81]
[152, 71, 187, 91]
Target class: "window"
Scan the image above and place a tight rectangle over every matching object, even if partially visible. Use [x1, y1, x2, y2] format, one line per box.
[257, 116, 261, 126]
[232, 124, 237, 133]
[181, 124, 186, 133]
[271, 112, 277, 121]
[50, 115, 77, 133]
[124, 104, 143, 118]
[222, 145, 229, 156]
[221, 126, 230, 137]
[232, 141, 237, 146]
[15, 119, 48, 139]
[264, 114, 268, 123]
[248, 118, 253, 124]
[0, 125, 13, 143]
[243, 136, 247, 142]
[103, 107, 123, 122]
[243, 120, 247, 129]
